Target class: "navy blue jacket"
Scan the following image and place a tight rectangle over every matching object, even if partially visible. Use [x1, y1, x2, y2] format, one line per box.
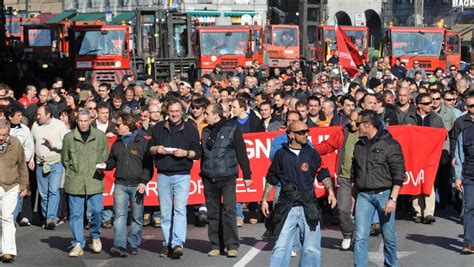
[266, 143, 330, 195]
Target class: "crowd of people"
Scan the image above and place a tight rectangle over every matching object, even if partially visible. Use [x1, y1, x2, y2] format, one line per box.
[0, 57, 473, 266]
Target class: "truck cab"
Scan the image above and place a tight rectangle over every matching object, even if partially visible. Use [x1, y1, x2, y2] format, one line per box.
[315, 25, 369, 64]
[384, 26, 461, 72]
[70, 25, 134, 85]
[196, 25, 264, 74]
[264, 24, 300, 68]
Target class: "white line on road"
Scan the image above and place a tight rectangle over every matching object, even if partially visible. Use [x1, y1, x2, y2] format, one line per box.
[233, 241, 268, 267]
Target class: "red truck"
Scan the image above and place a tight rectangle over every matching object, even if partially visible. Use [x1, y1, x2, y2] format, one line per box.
[384, 26, 461, 72]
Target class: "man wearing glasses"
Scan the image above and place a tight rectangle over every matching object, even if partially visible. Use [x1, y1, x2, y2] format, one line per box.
[430, 89, 456, 209]
[352, 109, 405, 267]
[454, 95, 474, 254]
[406, 61, 427, 81]
[442, 90, 462, 118]
[403, 93, 444, 224]
[262, 120, 336, 267]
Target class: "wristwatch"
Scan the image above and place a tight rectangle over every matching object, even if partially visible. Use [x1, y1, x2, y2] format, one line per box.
[389, 196, 397, 202]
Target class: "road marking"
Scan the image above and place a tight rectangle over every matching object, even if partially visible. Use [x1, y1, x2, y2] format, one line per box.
[233, 241, 268, 267]
[368, 241, 416, 266]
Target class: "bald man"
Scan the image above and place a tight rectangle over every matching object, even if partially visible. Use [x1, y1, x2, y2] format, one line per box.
[262, 120, 336, 267]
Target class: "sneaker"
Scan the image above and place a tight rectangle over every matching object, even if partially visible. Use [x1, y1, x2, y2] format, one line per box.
[159, 246, 169, 257]
[68, 244, 84, 257]
[227, 249, 238, 258]
[44, 220, 56, 230]
[370, 223, 380, 236]
[462, 244, 474, 254]
[1, 254, 14, 263]
[90, 239, 102, 253]
[236, 218, 244, 227]
[56, 219, 65, 226]
[423, 215, 436, 224]
[414, 216, 423, 223]
[341, 238, 351, 250]
[208, 249, 220, 257]
[19, 217, 31, 226]
[110, 246, 127, 257]
[249, 218, 258, 224]
[171, 246, 183, 259]
[143, 213, 151, 226]
[154, 218, 161, 228]
[103, 220, 113, 229]
[291, 250, 297, 257]
[128, 247, 139, 255]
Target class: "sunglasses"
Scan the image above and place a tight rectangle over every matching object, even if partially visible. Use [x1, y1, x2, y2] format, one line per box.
[292, 129, 309, 135]
[467, 104, 474, 109]
[355, 121, 366, 127]
[431, 97, 441, 101]
[419, 102, 432, 106]
[444, 98, 455, 102]
[191, 106, 202, 110]
[450, 69, 457, 71]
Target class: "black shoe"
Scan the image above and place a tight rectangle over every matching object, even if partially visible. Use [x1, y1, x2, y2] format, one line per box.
[414, 216, 423, 223]
[171, 246, 183, 259]
[44, 220, 56, 230]
[370, 223, 380, 236]
[198, 211, 208, 223]
[159, 246, 169, 257]
[129, 247, 138, 255]
[103, 220, 113, 229]
[110, 246, 127, 257]
[423, 215, 436, 224]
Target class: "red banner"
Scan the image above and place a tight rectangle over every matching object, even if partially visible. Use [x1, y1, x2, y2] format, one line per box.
[101, 126, 447, 206]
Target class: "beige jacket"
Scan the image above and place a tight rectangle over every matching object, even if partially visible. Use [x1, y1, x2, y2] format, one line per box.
[0, 136, 29, 191]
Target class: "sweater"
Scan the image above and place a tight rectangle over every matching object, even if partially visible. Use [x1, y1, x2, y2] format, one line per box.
[31, 118, 69, 163]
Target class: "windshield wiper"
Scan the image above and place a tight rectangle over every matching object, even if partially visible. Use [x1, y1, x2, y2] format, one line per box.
[81, 48, 103, 55]
[405, 50, 426, 55]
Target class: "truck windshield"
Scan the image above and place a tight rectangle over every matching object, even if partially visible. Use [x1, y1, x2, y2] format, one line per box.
[273, 27, 297, 47]
[200, 31, 248, 55]
[391, 31, 443, 56]
[75, 30, 126, 56]
[324, 29, 366, 51]
[28, 29, 52, 47]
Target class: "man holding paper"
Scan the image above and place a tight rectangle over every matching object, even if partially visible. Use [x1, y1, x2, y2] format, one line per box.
[148, 97, 201, 259]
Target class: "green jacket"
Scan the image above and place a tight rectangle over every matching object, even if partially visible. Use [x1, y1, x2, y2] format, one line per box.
[61, 127, 109, 195]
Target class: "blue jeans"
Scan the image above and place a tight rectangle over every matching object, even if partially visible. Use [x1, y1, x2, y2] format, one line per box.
[113, 184, 144, 249]
[68, 193, 103, 248]
[157, 173, 190, 247]
[354, 190, 397, 267]
[87, 207, 113, 223]
[36, 162, 63, 221]
[269, 206, 321, 267]
[464, 183, 474, 246]
[236, 203, 244, 219]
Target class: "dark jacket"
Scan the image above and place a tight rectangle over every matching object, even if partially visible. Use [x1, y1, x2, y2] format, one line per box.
[382, 104, 400, 126]
[231, 112, 265, 134]
[263, 184, 321, 241]
[48, 97, 67, 113]
[351, 129, 406, 191]
[392, 65, 407, 79]
[92, 119, 117, 135]
[106, 133, 154, 186]
[200, 119, 251, 181]
[147, 120, 201, 175]
[267, 143, 330, 194]
[403, 110, 445, 129]
[450, 114, 474, 156]
[396, 104, 417, 125]
[330, 110, 350, 127]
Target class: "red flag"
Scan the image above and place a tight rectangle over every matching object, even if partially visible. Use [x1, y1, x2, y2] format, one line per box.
[335, 25, 363, 78]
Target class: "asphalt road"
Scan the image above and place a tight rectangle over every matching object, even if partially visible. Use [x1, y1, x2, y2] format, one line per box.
[11, 207, 474, 267]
